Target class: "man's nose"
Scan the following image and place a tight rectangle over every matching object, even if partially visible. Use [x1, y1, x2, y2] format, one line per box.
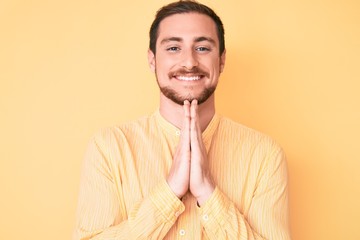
[181, 50, 198, 70]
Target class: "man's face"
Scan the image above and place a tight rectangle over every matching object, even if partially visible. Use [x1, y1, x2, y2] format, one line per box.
[148, 13, 226, 105]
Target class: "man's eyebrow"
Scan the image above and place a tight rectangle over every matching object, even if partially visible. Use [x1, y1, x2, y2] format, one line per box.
[194, 36, 216, 45]
[160, 36, 216, 45]
[160, 37, 183, 45]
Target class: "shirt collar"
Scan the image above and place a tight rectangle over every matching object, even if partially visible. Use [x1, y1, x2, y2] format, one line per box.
[153, 109, 221, 143]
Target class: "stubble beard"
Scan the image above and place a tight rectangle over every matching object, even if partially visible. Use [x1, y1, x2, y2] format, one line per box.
[158, 84, 216, 105]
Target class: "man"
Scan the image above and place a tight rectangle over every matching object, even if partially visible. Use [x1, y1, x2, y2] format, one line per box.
[74, 1, 290, 239]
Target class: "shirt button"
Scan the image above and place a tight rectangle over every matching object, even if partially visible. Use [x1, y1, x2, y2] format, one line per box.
[179, 229, 186, 236]
[175, 211, 180, 217]
[175, 130, 181, 136]
[203, 214, 209, 221]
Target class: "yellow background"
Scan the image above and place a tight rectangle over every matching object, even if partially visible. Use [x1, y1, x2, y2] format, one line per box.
[1, 0, 359, 239]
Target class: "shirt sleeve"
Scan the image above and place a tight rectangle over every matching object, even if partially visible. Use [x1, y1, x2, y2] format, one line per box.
[73, 135, 185, 240]
[197, 147, 291, 240]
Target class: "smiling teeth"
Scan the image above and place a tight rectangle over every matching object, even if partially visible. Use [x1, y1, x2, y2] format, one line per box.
[177, 76, 201, 81]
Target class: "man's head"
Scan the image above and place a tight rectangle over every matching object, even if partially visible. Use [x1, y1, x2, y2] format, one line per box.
[148, 1, 226, 105]
[149, 0, 225, 56]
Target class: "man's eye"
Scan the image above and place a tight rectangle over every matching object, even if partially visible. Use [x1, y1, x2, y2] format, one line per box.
[196, 47, 210, 52]
[167, 47, 180, 52]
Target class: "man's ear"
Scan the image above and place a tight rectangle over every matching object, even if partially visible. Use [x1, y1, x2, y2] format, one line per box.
[220, 49, 226, 73]
[148, 49, 156, 73]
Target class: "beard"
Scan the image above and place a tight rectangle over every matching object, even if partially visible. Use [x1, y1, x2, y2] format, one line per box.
[158, 84, 216, 105]
[155, 66, 217, 105]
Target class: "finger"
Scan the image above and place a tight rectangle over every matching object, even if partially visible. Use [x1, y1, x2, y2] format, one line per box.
[190, 99, 197, 134]
[180, 100, 191, 147]
[190, 99, 198, 131]
[190, 100, 203, 150]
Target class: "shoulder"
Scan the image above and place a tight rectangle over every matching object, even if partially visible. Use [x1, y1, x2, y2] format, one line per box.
[217, 116, 283, 153]
[90, 113, 155, 147]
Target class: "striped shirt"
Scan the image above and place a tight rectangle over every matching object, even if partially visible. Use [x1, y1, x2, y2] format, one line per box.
[74, 110, 290, 239]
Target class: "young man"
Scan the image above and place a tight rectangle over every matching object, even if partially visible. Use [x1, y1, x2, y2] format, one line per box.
[74, 1, 290, 239]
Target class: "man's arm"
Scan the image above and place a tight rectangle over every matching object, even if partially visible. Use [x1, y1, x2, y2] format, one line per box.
[188, 100, 290, 239]
[197, 148, 290, 239]
[73, 135, 184, 240]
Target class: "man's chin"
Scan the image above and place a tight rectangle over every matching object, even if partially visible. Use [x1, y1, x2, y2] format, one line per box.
[160, 87, 216, 106]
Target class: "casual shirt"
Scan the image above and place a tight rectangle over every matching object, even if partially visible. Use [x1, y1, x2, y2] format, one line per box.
[74, 110, 290, 239]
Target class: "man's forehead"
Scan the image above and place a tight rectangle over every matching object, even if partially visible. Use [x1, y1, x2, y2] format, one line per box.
[157, 13, 218, 43]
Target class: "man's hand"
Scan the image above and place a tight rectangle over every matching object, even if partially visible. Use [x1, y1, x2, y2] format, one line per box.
[189, 100, 215, 206]
[167, 100, 215, 205]
[166, 100, 191, 199]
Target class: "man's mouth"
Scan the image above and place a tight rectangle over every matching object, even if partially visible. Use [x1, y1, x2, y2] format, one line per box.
[169, 67, 209, 82]
[174, 75, 203, 81]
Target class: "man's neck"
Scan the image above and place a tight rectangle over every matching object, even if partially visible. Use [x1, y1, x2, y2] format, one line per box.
[159, 94, 215, 132]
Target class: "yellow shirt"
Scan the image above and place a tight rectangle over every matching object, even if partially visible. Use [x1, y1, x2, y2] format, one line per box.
[74, 111, 290, 240]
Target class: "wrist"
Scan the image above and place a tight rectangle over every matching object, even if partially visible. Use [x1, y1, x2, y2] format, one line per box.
[166, 178, 187, 199]
[196, 183, 215, 206]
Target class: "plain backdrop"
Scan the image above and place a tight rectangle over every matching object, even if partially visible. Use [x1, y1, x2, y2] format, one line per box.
[1, 0, 359, 239]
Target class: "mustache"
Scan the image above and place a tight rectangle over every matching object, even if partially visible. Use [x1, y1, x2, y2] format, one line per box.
[168, 67, 210, 79]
